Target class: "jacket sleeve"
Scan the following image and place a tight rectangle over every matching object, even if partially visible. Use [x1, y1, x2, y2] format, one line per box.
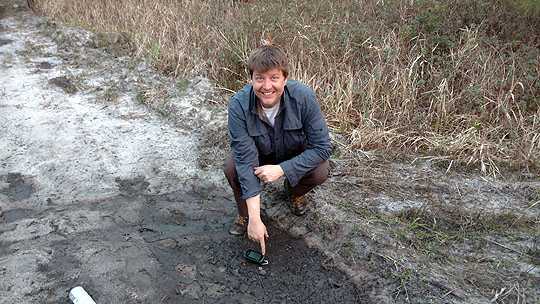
[228, 98, 263, 199]
[280, 90, 332, 186]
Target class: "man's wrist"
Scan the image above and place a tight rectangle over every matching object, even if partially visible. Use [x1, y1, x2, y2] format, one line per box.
[277, 164, 285, 177]
[248, 217, 262, 224]
[246, 195, 261, 221]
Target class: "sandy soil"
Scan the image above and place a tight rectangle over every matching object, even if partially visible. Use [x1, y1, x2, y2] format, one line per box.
[1, 5, 539, 304]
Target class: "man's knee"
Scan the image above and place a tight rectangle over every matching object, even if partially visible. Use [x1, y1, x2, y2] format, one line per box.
[222, 152, 236, 180]
[309, 160, 330, 186]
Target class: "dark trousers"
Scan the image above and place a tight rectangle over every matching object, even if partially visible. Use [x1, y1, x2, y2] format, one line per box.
[222, 152, 330, 217]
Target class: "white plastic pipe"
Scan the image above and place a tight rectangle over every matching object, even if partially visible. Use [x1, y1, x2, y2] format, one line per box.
[69, 286, 97, 304]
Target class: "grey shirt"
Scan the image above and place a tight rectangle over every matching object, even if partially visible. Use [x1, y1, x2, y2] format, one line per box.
[228, 79, 332, 199]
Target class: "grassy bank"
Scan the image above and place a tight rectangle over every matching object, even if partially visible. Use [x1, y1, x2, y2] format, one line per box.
[34, 0, 539, 176]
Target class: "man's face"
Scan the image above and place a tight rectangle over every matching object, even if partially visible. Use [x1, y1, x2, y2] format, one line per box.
[252, 68, 287, 109]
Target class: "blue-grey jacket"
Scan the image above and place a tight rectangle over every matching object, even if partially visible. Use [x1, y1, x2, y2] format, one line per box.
[228, 79, 332, 199]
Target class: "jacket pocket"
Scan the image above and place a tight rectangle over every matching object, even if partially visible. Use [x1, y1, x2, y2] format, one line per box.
[254, 133, 272, 155]
[283, 128, 306, 153]
[246, 118, 272, 155]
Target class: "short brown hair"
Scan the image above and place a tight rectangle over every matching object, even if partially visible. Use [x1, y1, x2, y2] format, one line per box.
[248, 45, 289, 79]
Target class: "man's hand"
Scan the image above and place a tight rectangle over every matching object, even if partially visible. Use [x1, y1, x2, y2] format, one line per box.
[246, 195, 269, 255]
[254, 165, 284, 184]
[247, 218, 269, 255]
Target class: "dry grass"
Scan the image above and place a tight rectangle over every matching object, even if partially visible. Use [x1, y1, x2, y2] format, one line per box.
[34, 0, 539, 177]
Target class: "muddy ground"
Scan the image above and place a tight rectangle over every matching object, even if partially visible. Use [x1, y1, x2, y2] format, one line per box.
[1, 3, 540, 304]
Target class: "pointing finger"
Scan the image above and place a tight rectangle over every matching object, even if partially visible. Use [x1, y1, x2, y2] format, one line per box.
[260, 237, 266, 255]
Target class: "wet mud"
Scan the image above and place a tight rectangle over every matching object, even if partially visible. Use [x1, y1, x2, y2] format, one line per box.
[2, 177, 367, 303]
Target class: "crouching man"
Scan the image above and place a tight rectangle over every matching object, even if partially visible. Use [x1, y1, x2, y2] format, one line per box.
[222, 45, 331, 255]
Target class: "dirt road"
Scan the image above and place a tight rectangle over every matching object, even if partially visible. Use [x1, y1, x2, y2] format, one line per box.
[0, 10, 367, 303]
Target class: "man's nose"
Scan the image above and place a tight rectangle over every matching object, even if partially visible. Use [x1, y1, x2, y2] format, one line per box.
[262, 79, 272, 90]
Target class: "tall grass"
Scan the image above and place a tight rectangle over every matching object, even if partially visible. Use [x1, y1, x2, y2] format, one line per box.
[35, 0, 539, 176]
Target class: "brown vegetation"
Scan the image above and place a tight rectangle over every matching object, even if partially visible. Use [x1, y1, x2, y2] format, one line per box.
[33, 0, 539, 176]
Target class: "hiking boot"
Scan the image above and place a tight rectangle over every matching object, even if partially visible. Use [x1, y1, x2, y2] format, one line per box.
[284, 177, 310, 216]
[291, 194, 310, 216]
[229, 215, 248, 235]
